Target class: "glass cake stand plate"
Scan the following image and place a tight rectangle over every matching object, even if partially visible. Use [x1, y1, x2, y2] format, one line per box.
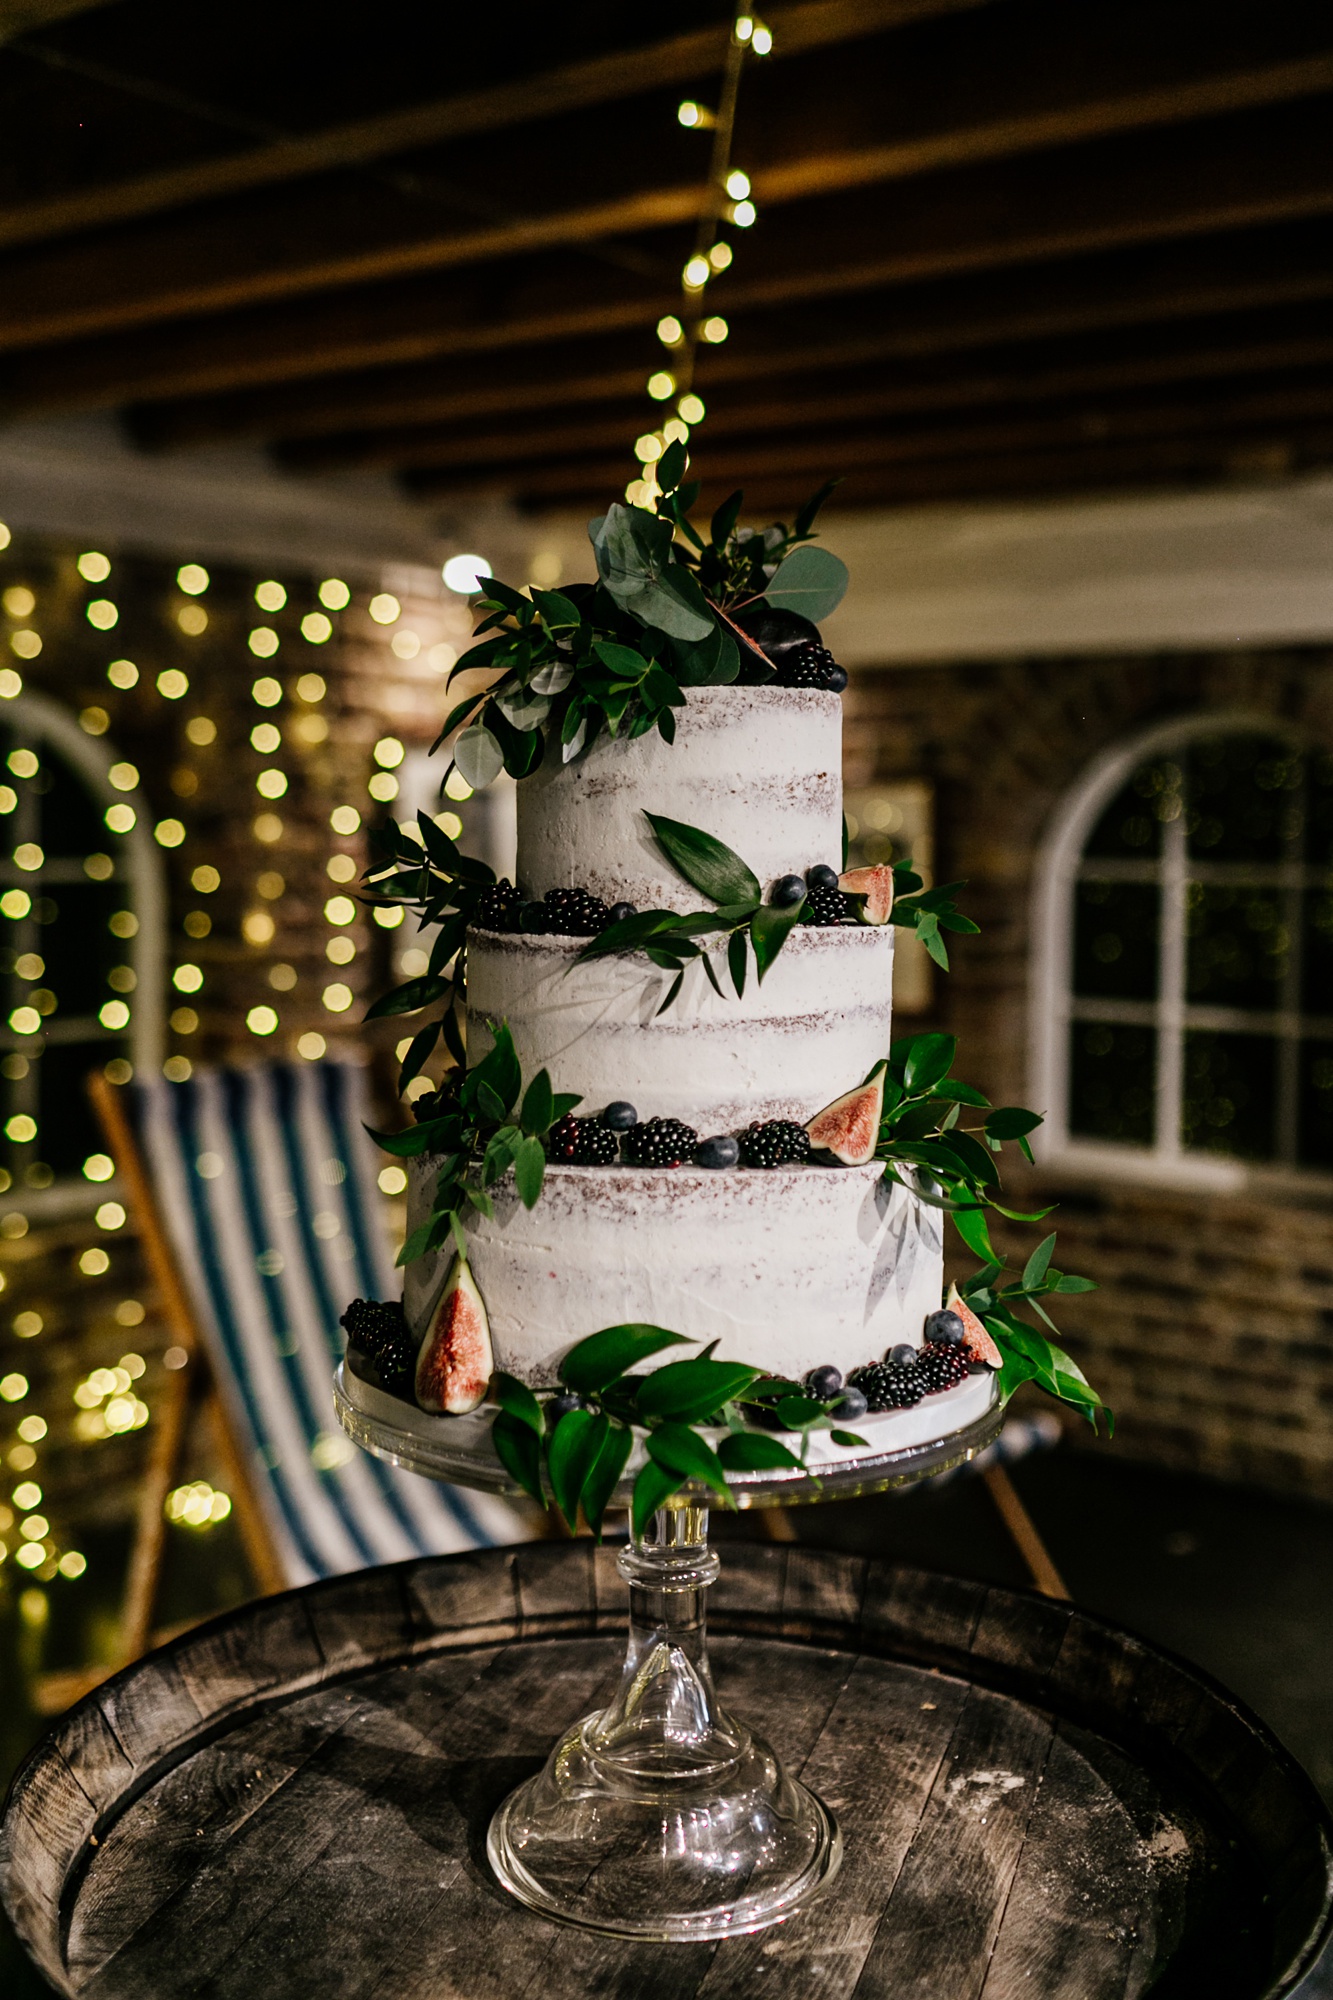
[334, 1363, 1003, 1942]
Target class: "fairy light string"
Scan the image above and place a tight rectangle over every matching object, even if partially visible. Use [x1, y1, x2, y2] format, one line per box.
[629, 7, 771, 505]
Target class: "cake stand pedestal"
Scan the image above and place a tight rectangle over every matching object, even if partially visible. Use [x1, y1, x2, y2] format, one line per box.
[334, 1364, 1003, 1941]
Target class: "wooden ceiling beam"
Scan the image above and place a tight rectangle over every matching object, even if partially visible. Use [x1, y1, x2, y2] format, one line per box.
[124, 221, 1333, 448]
[277, 324, 1333, 476]
[9, 127, 1333, 421]
[0, 0, 977, 251]
[403, 377, 1333, 499]
[1, 45, 1331, 350]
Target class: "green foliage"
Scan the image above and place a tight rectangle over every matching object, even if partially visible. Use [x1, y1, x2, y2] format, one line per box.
[481, 1326, 860, 1536]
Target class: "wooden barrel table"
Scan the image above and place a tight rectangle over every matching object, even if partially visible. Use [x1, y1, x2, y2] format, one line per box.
[3, 1542, 1330, 1998]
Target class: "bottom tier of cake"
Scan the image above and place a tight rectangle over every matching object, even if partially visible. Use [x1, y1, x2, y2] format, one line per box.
[405, 1158, 944, 1388]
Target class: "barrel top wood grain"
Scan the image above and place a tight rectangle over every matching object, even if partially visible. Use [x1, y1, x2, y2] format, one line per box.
[3, 1542, 1331, 2000]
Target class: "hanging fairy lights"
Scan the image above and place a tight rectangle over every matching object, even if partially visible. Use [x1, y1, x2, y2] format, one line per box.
[627, 4, 771, 506]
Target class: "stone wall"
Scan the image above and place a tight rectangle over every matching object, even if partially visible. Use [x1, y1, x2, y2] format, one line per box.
[845, 646, 1333, 1499]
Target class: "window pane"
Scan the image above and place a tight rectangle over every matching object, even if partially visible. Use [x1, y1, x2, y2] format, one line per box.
[1185, 734, 1301, 862]
[1301, 1042, 1333, 1169]
[36, 1043, 109, 1178]
[1310, 753, 1333, 866]
[29, 881, 122, 1020]
[1083, 764, 1174, 859]
[1186, 884, 1289, 1009]
[1182, 1030, 1276, 1159]
[1304, 885, 1333, 1016]
[1073, 880, 1159, 999]
[39, 751, 107, 859]
[1068, 1022, 1156, 1144]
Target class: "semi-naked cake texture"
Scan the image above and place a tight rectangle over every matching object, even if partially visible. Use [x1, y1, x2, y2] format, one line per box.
[405, 684, 945, 1390]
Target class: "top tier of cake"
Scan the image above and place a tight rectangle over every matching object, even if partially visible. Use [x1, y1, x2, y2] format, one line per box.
[516, 685, 843, 911]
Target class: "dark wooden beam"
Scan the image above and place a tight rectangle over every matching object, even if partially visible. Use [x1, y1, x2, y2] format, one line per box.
[404, 377, 1333, 500]
[0, 0, 111, 40]
[6, 106, 1333, 424]
[0, 0, 976, 250]
[0, 35, 1330, 351]
[276, 318, 1333, 475]
[123, 220, 1333, 448]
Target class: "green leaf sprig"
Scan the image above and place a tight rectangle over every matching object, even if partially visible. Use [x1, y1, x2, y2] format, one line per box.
[873, 1031, 1109, 1432]
[371, 1023, 579, 1269]
[575, 814, 976, 1012]
[433, 465, 847, 794]
[490, 1325, 867, 1539]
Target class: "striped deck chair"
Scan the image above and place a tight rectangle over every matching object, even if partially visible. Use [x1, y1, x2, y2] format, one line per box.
[90, 1059, 526, 1665]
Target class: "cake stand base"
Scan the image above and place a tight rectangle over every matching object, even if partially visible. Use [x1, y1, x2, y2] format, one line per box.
[486, 1503, 841, 1940]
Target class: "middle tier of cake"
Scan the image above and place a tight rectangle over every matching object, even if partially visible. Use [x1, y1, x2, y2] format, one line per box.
[466, 922, 895, 1131]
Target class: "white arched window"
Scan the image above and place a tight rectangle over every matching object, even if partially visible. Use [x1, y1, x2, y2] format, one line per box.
[1031, 713, 1333, 1188]
[0, 693, 165, 1203]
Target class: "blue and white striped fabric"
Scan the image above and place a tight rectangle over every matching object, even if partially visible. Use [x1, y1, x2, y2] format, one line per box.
[132, 1059, 523, 1585]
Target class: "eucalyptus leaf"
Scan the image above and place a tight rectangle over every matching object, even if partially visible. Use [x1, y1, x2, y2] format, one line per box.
[764, 543, 849, 622]
[530, 658, 575, 696]
[494, 685, 553, 732]
[454, 723, 505, 790]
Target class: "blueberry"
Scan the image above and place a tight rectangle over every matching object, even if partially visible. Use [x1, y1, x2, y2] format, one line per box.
[770, 874, 807, 907]
[924, 1309, 966, 1347]
[826, 665, 848, 693]
[831, 1387, 868, 1422]
[889, 1343, 918, 1369]
[607, 902, 637, 924]
[600, 1101, 639, 1131]
[806, 864, 840, 891]
[804, 1364, 843, 1400]
[697, 1134, 740, 1169]
[546, 1391, 583, 1423]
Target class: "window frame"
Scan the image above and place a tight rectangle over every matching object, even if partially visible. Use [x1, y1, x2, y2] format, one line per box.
[1029, 708, 1322, 1193]
[0, 691, 166, 1209]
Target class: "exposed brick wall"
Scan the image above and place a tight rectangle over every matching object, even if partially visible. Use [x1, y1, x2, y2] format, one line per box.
[846, 647, 1333, 1499]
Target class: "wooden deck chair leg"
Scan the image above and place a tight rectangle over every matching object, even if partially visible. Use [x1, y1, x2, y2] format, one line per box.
[983, 1463, 1070, 1600]
[88, 1071, 289, 1641]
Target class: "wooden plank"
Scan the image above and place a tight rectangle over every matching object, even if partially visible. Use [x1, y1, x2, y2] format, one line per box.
[861, 1561, 988, 1661]
[0, 0, 974, 249]
[2, 55, 1332, 351]
[404, 1545, 521, 1648]
[694, 1656, 970, 1999]
[977, 1725, 1159, 1999]
[514, 1538, 596, 1634]
[92, 1655, 205, 1774]
[170, 1594, 324, 1720]
[851, 1684, 1053, 1999]
[781, 1545, 867, 1633]
[303, 1565, 419, 1677]
[711, 1540, 787, 1626]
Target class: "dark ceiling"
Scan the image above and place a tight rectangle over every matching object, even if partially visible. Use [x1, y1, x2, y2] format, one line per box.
[3, 0, 1333, 516]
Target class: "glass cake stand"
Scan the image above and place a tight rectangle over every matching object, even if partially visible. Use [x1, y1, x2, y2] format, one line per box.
[334, 1363, 1003, 1942]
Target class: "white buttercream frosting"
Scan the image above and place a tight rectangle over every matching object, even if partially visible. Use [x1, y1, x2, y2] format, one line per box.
[466, 924, 893, 1131]
[516, 685, 843, 910]
[406, 1158, 944, 1389]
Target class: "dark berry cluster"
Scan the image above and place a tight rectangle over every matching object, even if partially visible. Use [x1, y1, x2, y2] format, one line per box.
[738, 1119, 811, 1169]
[915, 1343, 971, 1393]
[547, 1114, 620, 1165]
[624, 1117, 699, 1167]
[473, 878, 525, 932]
[802, 884, 851, 926]
[773, 642, 848, 693]
[340, 1298, 414, 1397]
[849, 1337, 975, 1411]
[538, 885, 611, 936]
[412, 1074, 461, 1123]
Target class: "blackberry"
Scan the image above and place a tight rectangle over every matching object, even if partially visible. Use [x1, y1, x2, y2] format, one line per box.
[473, 877, 524, 932]
[774, 641, 846, 692]
[624, 1116, 698, 1167]
[339, 1297, 404, 1355]
[802, 884, 850, 926]
[849, 1360, 926, 1411]
[340, 1299, 414, 1395]
[916, 1342, 971, 1394]
[542, 885, 610, 936]
[739, 1120, 810, 1169]
[546, 1114, 619, 1165]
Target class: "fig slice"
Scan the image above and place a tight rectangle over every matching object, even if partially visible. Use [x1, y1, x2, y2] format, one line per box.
[806, 1062, 886, 1165]
[945, 1282, 1003, 1370]
[415, 1252, 494, 1413]
[838, 864, 895, 925]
